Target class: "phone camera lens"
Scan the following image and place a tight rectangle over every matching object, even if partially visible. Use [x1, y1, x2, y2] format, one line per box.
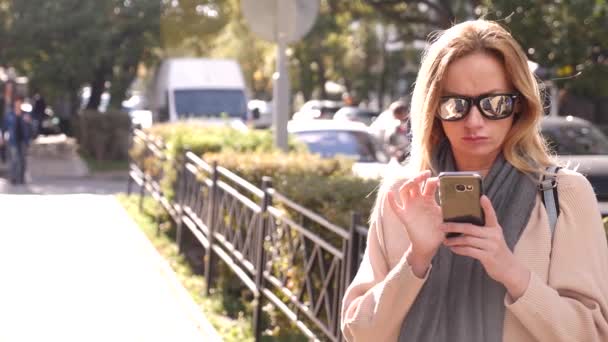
[455, 184, 466, 192]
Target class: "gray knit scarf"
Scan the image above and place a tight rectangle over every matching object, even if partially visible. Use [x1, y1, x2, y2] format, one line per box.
[398, 140, 538, 342]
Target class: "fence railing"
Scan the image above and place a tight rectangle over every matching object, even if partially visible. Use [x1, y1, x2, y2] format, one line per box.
[127, 129, 369, 342]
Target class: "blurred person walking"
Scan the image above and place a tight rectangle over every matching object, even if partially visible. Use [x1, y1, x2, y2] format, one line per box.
[31, 92, 46, 137]
[0, 80, 15, 163]
[370, 99, 411, 163]
[4, 95, 31, 184]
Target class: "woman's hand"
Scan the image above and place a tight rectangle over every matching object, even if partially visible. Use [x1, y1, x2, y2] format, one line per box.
[441, 196, 531, 299]
[387, 170, 443, 273]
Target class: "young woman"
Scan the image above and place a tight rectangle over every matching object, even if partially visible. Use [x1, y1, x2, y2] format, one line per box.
[341, 20, 608, 342]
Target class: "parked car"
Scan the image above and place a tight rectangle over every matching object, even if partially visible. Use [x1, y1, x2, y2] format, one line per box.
[333, 106, 380, 126]
[291, 99, 343, 120]
[540, 115, 608, 216]
[287, 119, 390, 179]
[247, 99, 272, 129]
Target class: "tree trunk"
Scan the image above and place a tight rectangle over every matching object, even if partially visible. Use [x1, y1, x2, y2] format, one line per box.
[316, 58, 327, 99]
[299, 58, 314, 101]
[377, 31, 389, 110]
[300, 74, 314, 101]
[110, 63, 138, 109]
[86, 63, 111, 111]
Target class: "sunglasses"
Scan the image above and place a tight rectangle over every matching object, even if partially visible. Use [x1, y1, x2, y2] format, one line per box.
[437, 93, 520, 121]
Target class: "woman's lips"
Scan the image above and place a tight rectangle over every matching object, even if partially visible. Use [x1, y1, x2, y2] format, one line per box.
[462, 136, 488, 142]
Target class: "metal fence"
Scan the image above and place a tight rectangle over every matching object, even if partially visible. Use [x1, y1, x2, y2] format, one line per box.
[127, 130, 370, 342]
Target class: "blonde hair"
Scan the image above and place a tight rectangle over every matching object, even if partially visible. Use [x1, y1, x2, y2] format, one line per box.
[408, 20, 554, 175]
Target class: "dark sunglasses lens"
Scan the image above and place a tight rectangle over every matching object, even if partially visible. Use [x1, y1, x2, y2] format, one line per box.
[480, 95, 515, 118]
[438, 98, 469, 121]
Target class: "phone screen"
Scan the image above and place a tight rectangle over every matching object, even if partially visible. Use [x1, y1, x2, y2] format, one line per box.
[438, 172, 485, 237]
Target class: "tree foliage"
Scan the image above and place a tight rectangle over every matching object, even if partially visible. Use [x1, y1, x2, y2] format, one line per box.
[365, 0, 608, 98]
[480, 0, 608, 97]
[0, 0, 233, 116]
[0, 0, 604, 119]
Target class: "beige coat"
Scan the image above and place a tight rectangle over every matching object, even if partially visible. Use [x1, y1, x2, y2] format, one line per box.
[341, 169, 608, 341]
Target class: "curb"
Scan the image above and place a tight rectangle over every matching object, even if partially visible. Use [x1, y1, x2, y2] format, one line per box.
[113, 198, 223, 341]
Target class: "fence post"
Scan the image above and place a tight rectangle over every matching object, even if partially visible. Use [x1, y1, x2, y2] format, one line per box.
[138, 134, 148, 212]
[127, 135, 134, 196]
[253, 176, 272, 342]
[176, 148, 190, 254]
[204, 161, 219, 295]
[127, 130, 141, 196]
[347, 212, 361, 285]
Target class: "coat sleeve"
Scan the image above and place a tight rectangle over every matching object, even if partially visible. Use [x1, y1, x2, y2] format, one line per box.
[505, 171, 608, 341]
[341, 185, 430, 342]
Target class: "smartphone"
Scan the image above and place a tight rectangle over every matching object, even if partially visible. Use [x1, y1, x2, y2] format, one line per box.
[438, 172, 485, 238]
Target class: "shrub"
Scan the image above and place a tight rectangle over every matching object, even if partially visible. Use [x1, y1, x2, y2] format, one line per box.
[147, 123, 304, 157]
[131, 123, 305, 201]
[203, 151, 378, 227]
[77, 109, 131, 161]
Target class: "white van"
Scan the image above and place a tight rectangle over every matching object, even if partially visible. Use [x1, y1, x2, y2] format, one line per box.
[150, 58, 250, 128]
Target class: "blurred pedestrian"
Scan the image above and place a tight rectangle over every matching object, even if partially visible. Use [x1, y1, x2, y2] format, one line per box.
[370, 99, 411, 162]
[342, 19, 608, 342]
[4, 95, 31, 184]
[31, 92, 46, 137]
[0, 80, 14, 163]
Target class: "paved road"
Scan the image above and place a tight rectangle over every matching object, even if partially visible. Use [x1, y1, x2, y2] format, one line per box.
[0, 177, 221, 341]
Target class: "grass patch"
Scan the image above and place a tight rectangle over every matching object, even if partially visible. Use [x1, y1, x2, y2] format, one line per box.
[81, 153, 129, 173]
[117, 194, 254, 341]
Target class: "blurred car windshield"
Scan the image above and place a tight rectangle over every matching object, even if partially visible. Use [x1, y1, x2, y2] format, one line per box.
[298, 100, 343, 119]
[542, 123, 608, 155]
[174, 89, 246, 118]
[335, 107, 379, 125]
[293, 130, 387, 162]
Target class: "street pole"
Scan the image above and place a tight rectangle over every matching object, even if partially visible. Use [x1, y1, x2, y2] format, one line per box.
[273, 0, 289, 151]
[549, 81, 559, 117]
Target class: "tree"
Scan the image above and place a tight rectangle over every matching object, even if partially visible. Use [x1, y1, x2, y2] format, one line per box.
[161, 0, 231, 56]
[480, 0, 608, 97]
[209, 0, 274, 99]
[0, 0, 233, 118]
[363, 0, 608, 100]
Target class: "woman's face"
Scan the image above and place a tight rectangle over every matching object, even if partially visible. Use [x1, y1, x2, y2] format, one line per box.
[439, 51, 515, 170]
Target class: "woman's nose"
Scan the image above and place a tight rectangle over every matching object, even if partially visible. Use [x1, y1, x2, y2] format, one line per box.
[464, 105, 484, 128]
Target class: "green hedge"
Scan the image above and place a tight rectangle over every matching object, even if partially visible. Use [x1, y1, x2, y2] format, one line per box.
[147, 123, 305, 156]
[139, 123, 306, 202]
[76, 109, 131, 161]
[204, 151, 378, 228]
[132, 123, 379, 226]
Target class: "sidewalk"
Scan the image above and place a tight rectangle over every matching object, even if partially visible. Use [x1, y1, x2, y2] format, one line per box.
[0, 136, 221, 341]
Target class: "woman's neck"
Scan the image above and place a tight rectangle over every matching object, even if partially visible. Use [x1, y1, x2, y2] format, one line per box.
[454, 155, 496, 177]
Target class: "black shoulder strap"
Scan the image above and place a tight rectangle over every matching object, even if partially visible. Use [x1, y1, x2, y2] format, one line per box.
[540, 166, 561, 239]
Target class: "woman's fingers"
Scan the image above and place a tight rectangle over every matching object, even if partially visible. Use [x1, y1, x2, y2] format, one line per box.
[408, 179, 422, 197]
[403, 171, 432, 198]
[422, 177, 439, 197]
[392, 171, 436, 213]
[388, 190, 402, 213]
[443, 235, 491, 250]
[448, 246, 484, 260]
[441, 223, 488, 238]
[480, 196, 500, 228]
[397, 179, 416, 203]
